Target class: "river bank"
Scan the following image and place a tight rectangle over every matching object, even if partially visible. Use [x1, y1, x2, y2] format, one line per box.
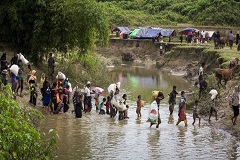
[97, 38, 240, 140]
[1, 41, 239, 158]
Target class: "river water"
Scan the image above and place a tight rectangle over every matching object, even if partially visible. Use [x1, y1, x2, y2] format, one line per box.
[42, 63, 240, 160]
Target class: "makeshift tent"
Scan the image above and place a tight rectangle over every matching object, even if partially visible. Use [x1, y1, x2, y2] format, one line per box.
[141, 29, 161, 39]
[134, 28, 150, 38]
[129, 29, 140, 38]
[112, 27, 131, 38]
[160, 29, 176, 37]
[135, 28, 162, 39]
[179, 27, 199, 35]
[205, 31, 215, 38]
[112, 27, 131, 33]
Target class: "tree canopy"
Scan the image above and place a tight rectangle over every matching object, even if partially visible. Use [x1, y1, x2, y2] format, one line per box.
[0, 0, 109, 63]
[0, 0, 240, 63]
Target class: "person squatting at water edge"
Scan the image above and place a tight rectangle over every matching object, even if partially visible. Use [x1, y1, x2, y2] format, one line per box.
[176, 91, 188, 127]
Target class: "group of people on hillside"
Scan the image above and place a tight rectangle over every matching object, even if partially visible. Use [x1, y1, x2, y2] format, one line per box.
[213, 30, 240, 50]
[179, 30, 240, 51]
[0, 52, 37, 105]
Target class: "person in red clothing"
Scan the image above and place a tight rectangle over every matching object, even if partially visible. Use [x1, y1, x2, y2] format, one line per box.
[176, 91, 187, 127]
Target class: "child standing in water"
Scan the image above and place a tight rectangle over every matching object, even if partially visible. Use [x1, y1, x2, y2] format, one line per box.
[176, 91, 188, 127]
[192, 100, 201, 126]
[136, 95, 143, 117]
[99, 98, 106, 115]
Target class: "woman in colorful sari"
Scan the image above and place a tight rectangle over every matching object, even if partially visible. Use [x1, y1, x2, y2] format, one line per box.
[176, 91, 188, 127]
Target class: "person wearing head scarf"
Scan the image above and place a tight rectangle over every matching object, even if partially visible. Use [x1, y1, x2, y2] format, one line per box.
[28, 70, 37, 84]
[231, 86, 239, 125]
[176, 91, 187, 127]
[28, 70, 37, 106]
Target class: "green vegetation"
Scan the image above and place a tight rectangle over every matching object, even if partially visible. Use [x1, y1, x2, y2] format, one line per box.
[98, 0, 240, 27]
[1, 0, 240, 64]
[1, 0, 240, 158]
[54, 50, 111, 87]
[0, 85, 57, 159]
[0, 0, 109, 63]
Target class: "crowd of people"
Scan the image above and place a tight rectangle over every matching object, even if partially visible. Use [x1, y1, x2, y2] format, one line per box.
[0, 51, 239, 128]
[0, 52, 36, 103]
[181, 30, 240, 52]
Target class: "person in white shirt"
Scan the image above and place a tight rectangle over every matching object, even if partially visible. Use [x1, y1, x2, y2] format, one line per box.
[84, 81, 94, 112]
[199, 62, 205, 76]
[159, 44, 163, 55]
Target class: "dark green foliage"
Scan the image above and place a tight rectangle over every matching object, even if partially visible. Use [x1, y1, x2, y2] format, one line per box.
[100, 0, 240, 27]
[0, 85, 57, 159]
[0, 0, 109, 64]
[0, 0, 240, 63]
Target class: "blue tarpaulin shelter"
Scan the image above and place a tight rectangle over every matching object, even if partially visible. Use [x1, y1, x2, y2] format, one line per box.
[134, 28, 150, 38]
[135, 28, 162, 39]
[179, 28, 198, 35]
[141, 29, 162, 39]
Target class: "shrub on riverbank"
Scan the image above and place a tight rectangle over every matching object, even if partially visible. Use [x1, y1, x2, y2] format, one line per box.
[52, 50, 111, 87]
[0, 85, 57, 159]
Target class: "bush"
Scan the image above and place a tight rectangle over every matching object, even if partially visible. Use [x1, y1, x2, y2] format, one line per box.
[55, 50, 111, 87]
[0, 85, 57, 159]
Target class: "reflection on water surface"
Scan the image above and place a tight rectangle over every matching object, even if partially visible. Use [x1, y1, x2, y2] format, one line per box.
[42, 63, 239, 160]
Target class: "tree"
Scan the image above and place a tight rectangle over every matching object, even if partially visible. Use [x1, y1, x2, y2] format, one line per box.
[0, 0, 109, 63]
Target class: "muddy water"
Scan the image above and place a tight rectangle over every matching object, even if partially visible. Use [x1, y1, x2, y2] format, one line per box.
[43, 63, 240, 160]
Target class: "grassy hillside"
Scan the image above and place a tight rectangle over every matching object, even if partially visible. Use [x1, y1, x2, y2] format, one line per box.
[99, 0, 240, 27]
